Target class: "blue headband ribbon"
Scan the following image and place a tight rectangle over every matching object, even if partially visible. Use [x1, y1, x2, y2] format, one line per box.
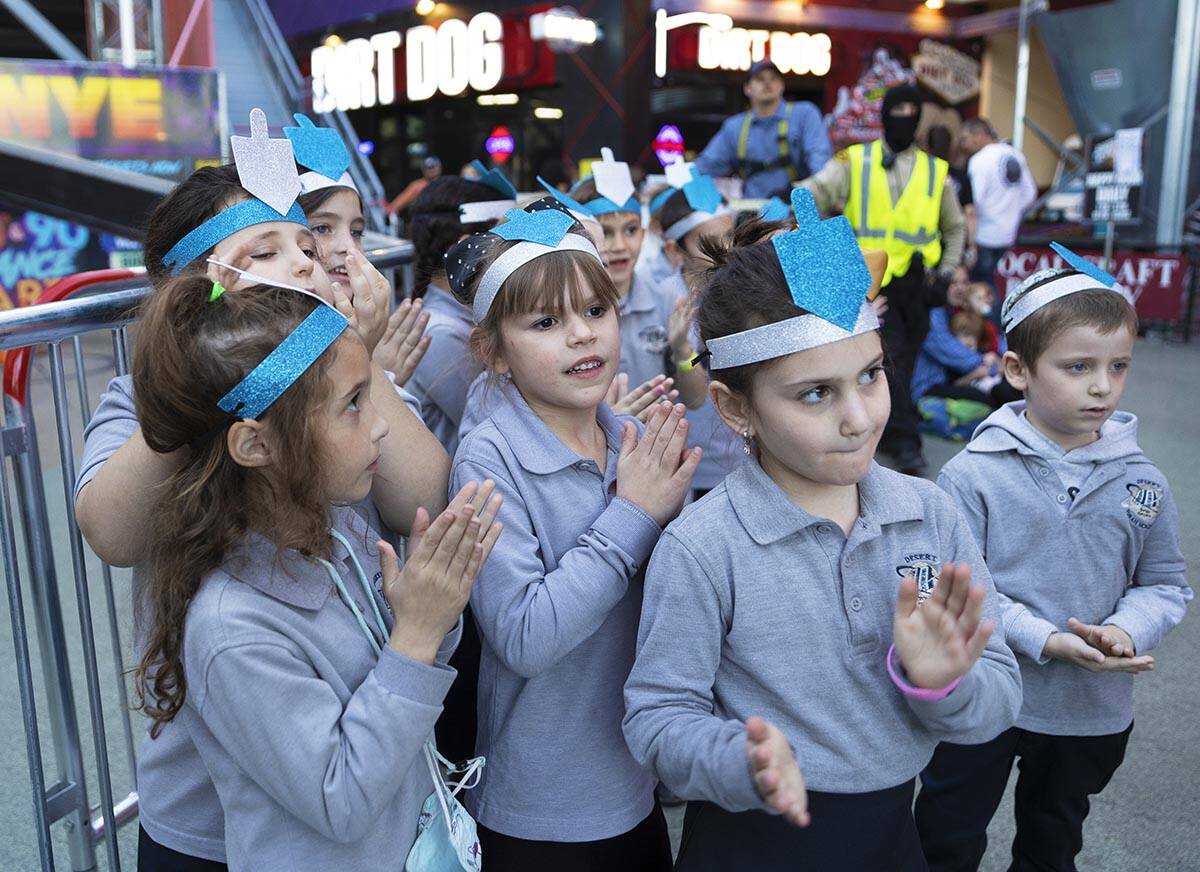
[217, 303, 348, 420]
[163, 199, 308, 275]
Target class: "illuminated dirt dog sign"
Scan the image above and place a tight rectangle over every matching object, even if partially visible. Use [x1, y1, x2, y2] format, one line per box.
[654, 11, 831, 77]
[312, 12, 504, 111]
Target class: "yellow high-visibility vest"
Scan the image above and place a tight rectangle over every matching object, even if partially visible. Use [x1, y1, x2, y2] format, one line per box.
[844, 140, 947, 286]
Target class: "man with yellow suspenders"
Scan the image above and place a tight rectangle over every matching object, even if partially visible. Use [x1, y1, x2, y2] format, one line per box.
[695, 60, 832, 199]
[802, 84, 965, 475]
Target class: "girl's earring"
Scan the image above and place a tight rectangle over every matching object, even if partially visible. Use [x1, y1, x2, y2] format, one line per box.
[742, 430, 753, 456]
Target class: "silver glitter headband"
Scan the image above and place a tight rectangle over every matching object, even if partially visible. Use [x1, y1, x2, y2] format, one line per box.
[299, 170, 359, 195]
[664, 206, 733, 241]
[706, 301, 880, 369]
[1002, 273, 1130, 333]
[459, 199, 518, 224]
[472, 235, 602, 322]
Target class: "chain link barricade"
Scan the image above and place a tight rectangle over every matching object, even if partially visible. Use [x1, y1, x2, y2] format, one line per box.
[0, 243, 415, 872]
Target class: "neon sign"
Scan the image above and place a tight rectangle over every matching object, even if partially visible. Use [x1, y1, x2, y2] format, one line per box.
[485, 125, 514, 164]
[312, 13, 505, 110]
[653, 124, 685, 167]
[654, 11, 831, 78]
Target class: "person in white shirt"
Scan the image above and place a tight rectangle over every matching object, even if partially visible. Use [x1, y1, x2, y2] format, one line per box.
[959, 118, 1037, 292]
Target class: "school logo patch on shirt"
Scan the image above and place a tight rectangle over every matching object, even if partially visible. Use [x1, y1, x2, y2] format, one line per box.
[1122, 480, 1163, 529]
[896, 553, 940, 604]
[638, 324, 670, 354]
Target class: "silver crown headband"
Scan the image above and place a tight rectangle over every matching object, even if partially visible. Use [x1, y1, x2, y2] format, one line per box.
[1002, 271, 1132, 332]
[473, 236, 601, 322]
[1002, 242, 1134, 332]
[706, 302, 880, 369]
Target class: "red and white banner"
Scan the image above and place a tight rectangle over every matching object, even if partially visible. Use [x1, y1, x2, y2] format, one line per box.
[995, 246, 1191, 322]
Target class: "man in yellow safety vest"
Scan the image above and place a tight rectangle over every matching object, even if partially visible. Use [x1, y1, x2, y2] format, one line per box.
[802, 83, 965, 475]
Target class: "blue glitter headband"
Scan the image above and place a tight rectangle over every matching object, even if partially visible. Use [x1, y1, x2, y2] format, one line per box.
[217, 303, 348, 420]
[163, 199, 309, 275]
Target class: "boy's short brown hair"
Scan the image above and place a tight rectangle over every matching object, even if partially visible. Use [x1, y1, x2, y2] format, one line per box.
[1005, 276, 1138, 371]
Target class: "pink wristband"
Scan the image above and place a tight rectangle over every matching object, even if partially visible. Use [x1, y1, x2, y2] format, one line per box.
[886, 644, 963, 702]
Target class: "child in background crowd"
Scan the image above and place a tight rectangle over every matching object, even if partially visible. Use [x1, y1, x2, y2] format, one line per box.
[405, 164, 520, 455]
[645, 164, 742, 497]
[916, 247, 1192, 872]
[913, 280, 1018, 410]
[289, 113, 430, 389]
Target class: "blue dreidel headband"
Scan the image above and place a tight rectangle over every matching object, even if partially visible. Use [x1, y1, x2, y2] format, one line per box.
[705, 188, 885, 369]
[444, 197, 603, 323]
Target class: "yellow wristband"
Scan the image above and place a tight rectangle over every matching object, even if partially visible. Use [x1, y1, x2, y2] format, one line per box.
[674, 351, 697, 373]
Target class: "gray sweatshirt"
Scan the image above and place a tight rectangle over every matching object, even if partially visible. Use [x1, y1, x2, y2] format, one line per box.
[450, 384, 661, 841]
[939, 402, 1192, 736]
[623, 460, 1021, 810]
[177, 501, 460, 871]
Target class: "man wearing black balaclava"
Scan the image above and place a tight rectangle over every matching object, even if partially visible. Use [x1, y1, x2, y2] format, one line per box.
[802, 83, 966, 476]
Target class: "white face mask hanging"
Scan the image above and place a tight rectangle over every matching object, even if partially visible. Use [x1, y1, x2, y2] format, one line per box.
[405, 745, 484, 872]
[318, 529, 485, 871]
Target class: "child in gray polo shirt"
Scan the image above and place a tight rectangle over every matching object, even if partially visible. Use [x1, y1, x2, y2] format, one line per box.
[915, 250, 1192, 872]
[623, 192, 1021, 871]
[129, 275, 500, 872]
[443, 197, 699, 870]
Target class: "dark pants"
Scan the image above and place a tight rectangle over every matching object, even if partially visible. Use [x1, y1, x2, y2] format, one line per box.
[478, 803, 672, 872]
[970, 245, 1006, 286]
[929, 379, 1022, 410]
[675, 781, 928, 871]
[970, 245, 1007, 331]
[915, 725, 1133, 872]
[880, 266, 930, 456]
[138, 827, 227, 872]
[434, 604, 481, 763]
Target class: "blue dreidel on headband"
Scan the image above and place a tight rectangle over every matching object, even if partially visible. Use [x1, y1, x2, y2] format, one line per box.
[285, 114, 353, 182]
[470, 159, 519, 200]
[772, 188, 881, 330]
[1049, 241, 1121, 288]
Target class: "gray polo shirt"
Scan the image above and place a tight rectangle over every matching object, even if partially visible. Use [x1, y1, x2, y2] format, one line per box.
[939, 402, 1192, 736]
[623, 459, 1021, 810]
[74, 374, 423, 861]
[76, 374, 225, 860]
[407, 284, 481, 455]
[178, 502, 460, 871]
[450, 383, 662, 841]
[618, 270, 677, 389]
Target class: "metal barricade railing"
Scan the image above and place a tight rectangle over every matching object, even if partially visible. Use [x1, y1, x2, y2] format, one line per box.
[0, 242, 415, 872]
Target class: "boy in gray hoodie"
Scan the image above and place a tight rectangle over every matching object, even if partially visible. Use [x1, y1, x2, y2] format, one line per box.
[914, 252, 1192, 872]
